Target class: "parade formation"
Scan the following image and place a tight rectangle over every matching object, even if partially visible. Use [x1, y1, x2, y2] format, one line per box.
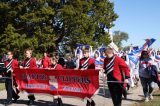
[0, 38, 160, 106]
[0, 1, 160, 106]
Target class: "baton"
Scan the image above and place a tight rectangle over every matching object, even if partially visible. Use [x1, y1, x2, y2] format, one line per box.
[0, 77, 12, 79]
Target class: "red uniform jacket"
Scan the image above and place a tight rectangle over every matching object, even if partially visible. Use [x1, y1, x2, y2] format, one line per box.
[4, 59, 19, 79]
[4, 59, 19, 71]
[79, 57, 95, 69]
[41, 56, 51, 68]
[21, 57, 37, 68]
[50, 64, 63, 70]
[104, 56, 130, 81]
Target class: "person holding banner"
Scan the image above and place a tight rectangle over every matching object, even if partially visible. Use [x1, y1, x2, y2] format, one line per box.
[79, 48, 95, 70]
[50, 57, 63, 69]
[4, 51, 19, 105]
[41, 52, 51, 68]
[79, 48, 95, 106]
[20, 49, 37, 105]
[104, 47, 130, 106]
[49, 56, 63, 105]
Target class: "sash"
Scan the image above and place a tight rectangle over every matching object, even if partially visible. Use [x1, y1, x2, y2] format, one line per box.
[105, 56, 115, 75]
[25, 58, 32, 67]
[6, 59, 13, 72]
[52, 64, 57, 69]
[81, 58, 90, 69]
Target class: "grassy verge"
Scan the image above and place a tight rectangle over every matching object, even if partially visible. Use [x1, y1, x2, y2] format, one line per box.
[0, 83, 5, 91]
[132, 91, 160, 106]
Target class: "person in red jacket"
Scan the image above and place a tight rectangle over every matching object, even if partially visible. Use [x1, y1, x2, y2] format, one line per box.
[79, 48, 95, 70]
[4, 51, 19, 105]
[103, 47, 130, 106]
[49, 56, 63, 105]
[20, 49, 37, 105]
[41, 52, 51, 68]
[79, 48, 96, 106]
[50, 57, 63, 70]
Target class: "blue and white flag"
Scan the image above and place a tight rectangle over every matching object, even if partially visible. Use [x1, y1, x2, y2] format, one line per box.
[128, 38, 156, 65]
[128, 54, 139, 65]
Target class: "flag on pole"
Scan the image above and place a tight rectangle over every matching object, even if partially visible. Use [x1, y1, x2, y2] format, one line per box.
[128, 38, 156, 65]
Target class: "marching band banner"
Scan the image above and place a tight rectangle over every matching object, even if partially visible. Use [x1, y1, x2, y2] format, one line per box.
[14, 68, 99, 99]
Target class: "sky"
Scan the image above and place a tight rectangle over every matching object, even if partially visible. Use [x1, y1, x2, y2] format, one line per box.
[112, 0, 160, 49]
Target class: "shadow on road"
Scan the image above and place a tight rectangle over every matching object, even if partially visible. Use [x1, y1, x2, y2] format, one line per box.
[0, 99, 75, 106]
[153, 94, 160, 96]
[138, 95, 144, 97]
[122, 98, 143, 103]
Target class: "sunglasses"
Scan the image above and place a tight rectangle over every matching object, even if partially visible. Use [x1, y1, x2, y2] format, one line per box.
[143, 53, 148, 55]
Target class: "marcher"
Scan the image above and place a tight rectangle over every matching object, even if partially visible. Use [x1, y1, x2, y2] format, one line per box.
[20, 49, 37, 105]
[103, 47, 130, 106]
[79, 48, 95, 106]
[50, 57, 63, 69]
[65, 55, 75, 69]
[58, 55, 65, 68]
[121, 55, 129, 99]
[79, 48, 95, 70]
[49, 56, 63, 105]
[4, 51, 19, 105]
[139, 50, 156, 102]
[41, 52, 51, 68]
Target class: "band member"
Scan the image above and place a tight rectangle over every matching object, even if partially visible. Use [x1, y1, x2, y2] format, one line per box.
[50, 57, 63, 69]
[20, 49, 37, 105]
[4, 51, 19, 105]
[104, 47, 130, 106]
[79, 48, 95, 70]
[79, 48, 95, 106]
[41, 52, 51, 68]
[49, 56, 63, 105]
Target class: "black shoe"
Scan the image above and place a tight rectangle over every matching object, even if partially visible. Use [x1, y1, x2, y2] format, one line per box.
[28, 100, 34, 106]
[91, 100, 95, 106]
[13, 95, 20, 103]
[4, 101, 12, 106]
[86, 100, 90, 106]
[124, 95, 127, 100]
[57, 98, 63, 106]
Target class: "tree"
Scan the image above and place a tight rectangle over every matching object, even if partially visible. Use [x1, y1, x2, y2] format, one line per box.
[123, 45, 130, 52]
[57, 0, 118, 52]
[0, 0, 118, 55]
[113, 31, 129, 48]
[0, 0, 56, 55]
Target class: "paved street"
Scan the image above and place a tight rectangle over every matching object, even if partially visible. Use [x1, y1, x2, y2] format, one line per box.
[0, 81, 145, 106]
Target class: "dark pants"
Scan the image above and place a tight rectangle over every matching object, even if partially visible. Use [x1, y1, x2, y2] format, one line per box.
[28, 95, 35, 101]
[5, 79, 19, 101]
[140, 77, 154, 97]
[108, 82, 123, 106]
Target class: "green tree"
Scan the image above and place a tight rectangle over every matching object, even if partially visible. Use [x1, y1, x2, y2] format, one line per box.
[123, 45, 130, 52]
[0, 0, 118, 55]
[57, 0, 118, 52]
[0, 0, 56, 54]
[113, 31, 129, 48]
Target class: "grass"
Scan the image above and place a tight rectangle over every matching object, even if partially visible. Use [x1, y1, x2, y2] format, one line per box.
[0, 82, 5, 91]
[132, 91, 160, 106]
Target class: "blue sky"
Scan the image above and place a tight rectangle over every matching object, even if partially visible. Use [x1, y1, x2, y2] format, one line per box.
[112, 0, 160, 48]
